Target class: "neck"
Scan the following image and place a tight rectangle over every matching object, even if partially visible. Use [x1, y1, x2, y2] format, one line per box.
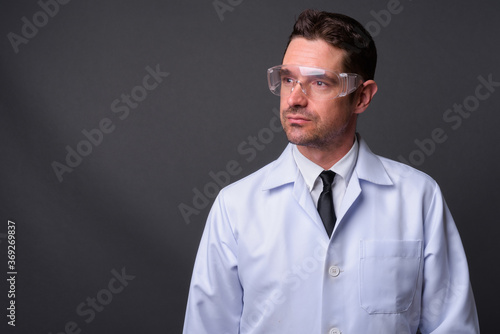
[297, 133, 356, 170]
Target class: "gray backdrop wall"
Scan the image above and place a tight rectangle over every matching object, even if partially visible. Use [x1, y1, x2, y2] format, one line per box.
[1, 0, 499, 332]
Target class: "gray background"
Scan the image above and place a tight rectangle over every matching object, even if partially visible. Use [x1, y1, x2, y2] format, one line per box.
[1, 0, 498, 332]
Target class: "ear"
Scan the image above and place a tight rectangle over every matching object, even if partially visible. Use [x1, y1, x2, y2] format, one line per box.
[353, 80, 378, 115]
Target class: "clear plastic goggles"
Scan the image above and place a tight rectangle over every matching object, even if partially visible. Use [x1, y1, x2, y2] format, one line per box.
[267, 64, 363, 100]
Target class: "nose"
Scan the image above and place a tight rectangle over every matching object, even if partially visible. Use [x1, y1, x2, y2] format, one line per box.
[287, 81, 308, 108]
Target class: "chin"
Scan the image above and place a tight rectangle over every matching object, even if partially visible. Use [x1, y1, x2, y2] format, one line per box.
[286, 134, 321, 147]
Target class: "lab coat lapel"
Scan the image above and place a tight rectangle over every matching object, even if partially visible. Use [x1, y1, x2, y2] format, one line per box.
[336, 173, 361, 225]
[262, 144, 324, 231]
[262, 138, 393, 234]
[292, 168, 322, 226]
[336, 135, 393, 226]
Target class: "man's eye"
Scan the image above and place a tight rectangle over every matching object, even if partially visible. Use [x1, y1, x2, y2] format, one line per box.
[282, 77, 295, 85]
[314, 81, 329, 87]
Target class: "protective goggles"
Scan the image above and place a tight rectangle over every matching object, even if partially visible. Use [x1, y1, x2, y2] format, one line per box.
[267, 64, 363, 100]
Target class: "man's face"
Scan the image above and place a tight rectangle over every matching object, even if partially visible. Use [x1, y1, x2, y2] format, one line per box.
[280, 37, 358, 149]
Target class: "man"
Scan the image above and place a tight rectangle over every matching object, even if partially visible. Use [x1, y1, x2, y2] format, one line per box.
[183, 9, 479, 334]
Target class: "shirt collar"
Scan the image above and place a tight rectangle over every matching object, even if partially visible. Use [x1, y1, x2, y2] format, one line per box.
[292, 136, 359, 192]
[261, 134, 392, 191]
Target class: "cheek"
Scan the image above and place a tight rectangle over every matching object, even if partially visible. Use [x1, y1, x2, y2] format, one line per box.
[280, 93, 294, 109]
[322, 100, 352, 121]
[279, 96, 287, 109]
[316, 102, 338, 121]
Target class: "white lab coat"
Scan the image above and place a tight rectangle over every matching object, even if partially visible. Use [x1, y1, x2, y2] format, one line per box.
[183, 135, 479, 334]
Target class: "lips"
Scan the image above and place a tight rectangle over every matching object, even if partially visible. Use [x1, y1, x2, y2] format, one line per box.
[286, 114, 311, 125]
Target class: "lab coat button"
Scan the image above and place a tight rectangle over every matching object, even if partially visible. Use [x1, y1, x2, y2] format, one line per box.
[329, 328, 341, 334]
[328, 266, 340, 277]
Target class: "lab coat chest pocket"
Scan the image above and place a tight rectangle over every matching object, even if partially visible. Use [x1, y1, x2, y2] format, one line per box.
[359, 240, 422, 314]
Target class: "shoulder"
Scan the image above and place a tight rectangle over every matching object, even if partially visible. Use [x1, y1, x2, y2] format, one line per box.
[356, 135, 439, 192]
[219, 158, 277, 198]
[378, 155, 438, 185]
[220, 144, 295, 195]
[371, 155, 444, 211]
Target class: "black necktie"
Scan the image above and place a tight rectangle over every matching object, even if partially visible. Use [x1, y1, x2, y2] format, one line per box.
[317, 170, 336, 237]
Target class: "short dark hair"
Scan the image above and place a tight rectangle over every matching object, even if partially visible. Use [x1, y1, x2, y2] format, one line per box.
[286, 9, 377, 80]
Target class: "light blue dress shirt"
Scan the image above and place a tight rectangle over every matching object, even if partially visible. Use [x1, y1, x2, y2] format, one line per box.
[183, 135, 479, 334]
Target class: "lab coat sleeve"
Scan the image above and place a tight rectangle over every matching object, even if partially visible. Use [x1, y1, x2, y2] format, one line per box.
[183, 191, 243, 334]
[419, 184, 479, 333]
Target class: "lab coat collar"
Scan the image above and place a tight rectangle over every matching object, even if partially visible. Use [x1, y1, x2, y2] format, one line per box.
[261, 144, 299, 191]
[354, 134, 393, 186]
[261, 134, 393, 191]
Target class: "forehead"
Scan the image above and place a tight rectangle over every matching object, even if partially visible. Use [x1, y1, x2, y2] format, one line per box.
[283, 37, 345, 72]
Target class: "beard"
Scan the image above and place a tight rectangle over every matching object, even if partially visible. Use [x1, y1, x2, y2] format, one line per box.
[281, 107, 351, 149]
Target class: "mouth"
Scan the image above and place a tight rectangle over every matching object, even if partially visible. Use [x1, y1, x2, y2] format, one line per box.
[286, 114, 311, 125]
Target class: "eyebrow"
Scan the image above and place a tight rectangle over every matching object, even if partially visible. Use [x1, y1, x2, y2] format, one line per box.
[282, 66, 337, 78]
[279, 66, 340, 84]
[310, 73, 334, 79]
[279, 68, 293, 76]
[304, 72, 339, 84]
